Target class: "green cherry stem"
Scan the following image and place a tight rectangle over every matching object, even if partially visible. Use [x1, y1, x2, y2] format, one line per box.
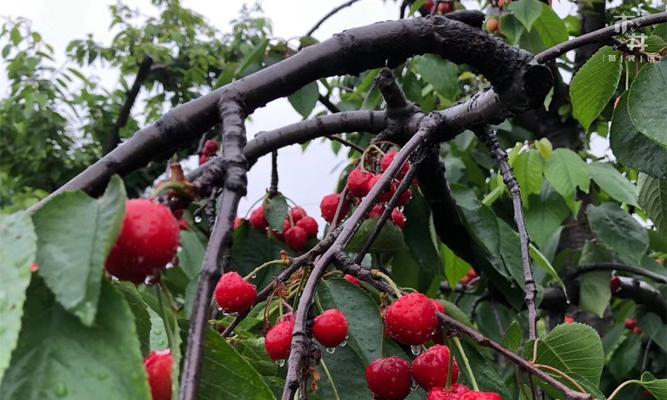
[371, 270, 402, 298]
[607, 380, 641, 400]
[452, 337, 479, 391]
[243, 259, 288, 281]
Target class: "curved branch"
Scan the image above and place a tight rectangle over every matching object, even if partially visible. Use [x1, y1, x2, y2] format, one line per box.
[305, 0, 364, 37]
[569, 262, 667, 285]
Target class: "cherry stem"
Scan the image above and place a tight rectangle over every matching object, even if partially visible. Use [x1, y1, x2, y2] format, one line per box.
[606, 379, 641, 400]
[533, 364, 587, 394]
[371, 269, 402, 298]
[452, 337, 478, 391]
[244, 259, 289, 282]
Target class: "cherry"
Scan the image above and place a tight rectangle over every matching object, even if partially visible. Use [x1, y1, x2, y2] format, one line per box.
[368, 204, 385, 219]
[296, 216, 318, 238]
[564, 315, 575, 324]
[610, 276, 622, 293]
[105, 199, 180, 283]
[320, 193, 349, 223]
[397, 187, 412, 207]
[366, 357, 412, 400]
[391, 208, 406, 229]
[461, 269, 477, 285]
[289, 207, 308, 222]
[384, 293, 439, 345]
[199, 154, 209, 165]
[625, 319, 637, 330]
[30, 262, 39, 273]
[431, 300, 446, 344]
[632, 326, 642, 335]
[427, 384, 471, 400]
[460, 391, 501, 400]
[234, 217, 245, 230]
[265, 317, 295, 361]
[347, 169, 372, 197]
[367, 174, 394, 202]
[486, 18, 499, 33]
[412, 345, 459, 389]
[381, 151, 410, 179]
[144, 349, 173, 400]
[425, 0, 435, 10]
[437, 1, 453, 13]
[344, 274, 361, 286]
[214, 271, 257, 313]
[249, 207, 269, 230]
[284, 226, 308, 251]
[202, 139, 219, 156]
[178, 219, 190, 231]
[313, 309, 349, 348]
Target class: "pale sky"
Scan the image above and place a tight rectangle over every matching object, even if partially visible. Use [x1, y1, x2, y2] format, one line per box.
[1, 0, 580, 232]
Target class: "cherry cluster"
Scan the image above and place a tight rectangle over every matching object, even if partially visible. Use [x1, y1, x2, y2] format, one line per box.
[241, 205, 319, 251]
[424, 0, 455, 15]
[198, 139, 219, 165]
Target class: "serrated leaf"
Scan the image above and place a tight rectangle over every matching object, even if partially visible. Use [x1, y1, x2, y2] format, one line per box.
[32, 175, 126, 326]
[412, 55, 460, 100]
[288, 81, 319, 118]
[588, 162, 638, 206]
[0, 212, 35, 383]
[319, 279, 382, 365]
[628, 60, 667, 147]
[263, 195, 289, 233]
[533, 5, 568, 48]
[578, 242, 612, 318]
[525, 183, 569, 248]
[570, 46, 622, 132]
[507, 0, 544, 31]
[639, 372, 667, 400]
[499, 14, 525, 45]
[638, 175, 667, 234]
[0, 278, 151, 399]
[440, 243, 472, 289]
[511, 149, 544, 205]
[543, 148, 590, 213]
[587, 203, 648, 264]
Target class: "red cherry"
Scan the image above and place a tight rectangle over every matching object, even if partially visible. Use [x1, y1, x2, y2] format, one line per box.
[178, 219, 190, 231]
[385, 293, 439, 345]
[366, 357, 412, 400]
[347, 169, 372, 197]
[144, 350, 173, 400]
[105, 199, 180, 283]
[564, 315, 575, 324]
[486, 18, 499, 33]
[437, 1, 453, 13]
[427, 384, 471, 400]
[632, 326, 642, 335]
[289, 207, 308, 222]
[265, 318, 295, 360]
[296, 216, 318, 238]
[283, 217, 292, 232]
[344, 274, 361, 286]
[234, 217, 245, 230]
[214, 272, 257, 313]
[199, 154, 209, 165]
[369, 204, 385, 219]
[284, 226, 308, 251]
[30, 262, 39, 273]
[460, 391, 501, 400]
[425, 0, 435, 10]
[381, 151, 410, 179]
[202, 139, 219, 156]
[367, 175, 394, 202]
[461, 269, 478, 285]
[249, 207, 269, 230]
[397, 187, 412, 207]
[313, 309, 349, 348]
[625, 319, 637, 330]
[412, 345, 459, 389]
[391, 208, 406, 229]
[320, 193, 349, 223]
[431, 300, 446, 344]
[610, 276, 622, 293]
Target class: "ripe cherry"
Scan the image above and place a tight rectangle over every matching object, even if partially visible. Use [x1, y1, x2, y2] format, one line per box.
[391, 208, 406, 229]
[366, 357, 412, 400]
[381, 151, 410, 179]
[460, 391, 502, 400]
[412, 345, 459, 389]
[385, 293, 439, 345]
[461, 269, 478, 285]
[610, 276, 622, 293]
[486, 18, 499, 33]
[625, 319, 637, 330]
[202, 139, 219, 156]
[105, 199, 180, 283]
[284, 226, 308, 251]
[427, 384, 471, 400]
[320, 193, 349, 223]
[397, 187, 412, 207]
[313, 309, 349, 348]
[348, 169, 372, 197]
[437, 1, 453, 13]
[214, 271, 257, 313]
[265, 316, 295, 361]
[198, 154, 209, 165]
[344, 274, 361, 286]
[564, 315, 575, 324]
[296, 216, 318, 238]
[144, 349, 173, 400]
[367, 174, 394, 202]
[234, 217, 245, 230]
[431, 300, 446, 344]
[425, 0, 435, 10]
[632, 326, 642, 335]
[369, 204, 385, 219]
[249, 207, 269, 230]
[289, 207, 308, 223]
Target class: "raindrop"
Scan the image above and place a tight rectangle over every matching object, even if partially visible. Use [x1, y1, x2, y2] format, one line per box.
[251, 274, 257, 279]
[165, 263, 174, 270]
[177, 246, 183, 253]
[411, 382, 419, 391]
[325, 347, 336, 354]
[276, 359, 286, 367]
[339, 340, 347, 347]
[217, 306, 223, 312]
[410, 345, 422, 356]
[194, 216, 202, 223]
[53, 383, 68, 397]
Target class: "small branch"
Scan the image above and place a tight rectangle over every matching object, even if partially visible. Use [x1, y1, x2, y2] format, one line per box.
[104, 55, 153, 154]
[476, 126, 539, 341]
[270, 151, 279, 194]
[304, 0, 364, 37]
[568, 262, 667, 285]
[318, 94, 341, 113]
[332, 251, 397, 295]
[326, 135, 365, 153]
[535, 11, 667, 63]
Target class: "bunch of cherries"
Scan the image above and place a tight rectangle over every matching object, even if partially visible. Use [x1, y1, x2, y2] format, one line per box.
[241, 204, 319, 251]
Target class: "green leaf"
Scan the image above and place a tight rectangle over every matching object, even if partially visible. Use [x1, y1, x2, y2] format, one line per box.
[578, 242, 612, 318]
[403, 192, 442, 292]
[1, 278, 151, 399]
[588, 162, 638, 206]
[536, 138, 553, 160]
[638, 175, 667, 235]
[532, 5, 568, 48]
[318, 344, 370, 399]
[511, 149, 544, 205]
[288, 81, 319, 118]
[115, 283, 151, 356]
[319, 279, 382, 365]
[525, 183, 569, 248]
[628, 61, 667, 147]
[9, 27, 21, 46]
[543, 148, 590, 213]
[639, 372, 667, 400]
[346, 218, 405, 253]
[236, 38, 269, 77]
[440, 243, 472, 289]
[587, 203, 648, 264]
[178, 230, 205, 279]
[499, 14, 525, 45]
[608, 334, 641, 380]
[157, 287, 181, 400]
[610, 94, 667, 178]
[412, 55, 460, 100]
[32, 175, 126, 326]
[507, 0, 544, 31]
[199, 330, 276, 400]
[0, 212, 36, 383]
[528, 323, 604, 386]
[263, 195, 289, 233]
[570, 46, 622, 132]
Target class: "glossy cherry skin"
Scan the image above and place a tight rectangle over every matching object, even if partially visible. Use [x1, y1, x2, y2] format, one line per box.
[384, 293, 439, 345]
[366, 357, 413, 400]
[214, 271, 257, 313]
[145, 349, 173, 400]
[412, 345, 459, 390]
[284, 226, 308, 251]
[265, 318, 295, 361]
[313, 309, 349, 348]
[296, 216, 318, 238]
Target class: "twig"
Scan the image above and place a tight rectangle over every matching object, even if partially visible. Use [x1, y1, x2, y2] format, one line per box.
[569, 263, 667, 285]
[326, 135, 365, 153]
[304, 0, 364, 37]
[332, 251, 396, 295]
[270, 151, 279, 194]
[476, 126, 539, 341]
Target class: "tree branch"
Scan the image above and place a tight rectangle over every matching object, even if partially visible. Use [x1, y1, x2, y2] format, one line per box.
[304, 0, 364, 37]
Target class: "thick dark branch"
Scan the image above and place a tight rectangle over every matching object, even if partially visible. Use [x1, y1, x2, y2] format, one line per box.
[535, 11, 667, 63]
[573, 0, 606, 70]
[305, 0, 364, 37]
[180, 100, 247, 400]
[476, 126, 538, 340]
[104, 56, 154, 154]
